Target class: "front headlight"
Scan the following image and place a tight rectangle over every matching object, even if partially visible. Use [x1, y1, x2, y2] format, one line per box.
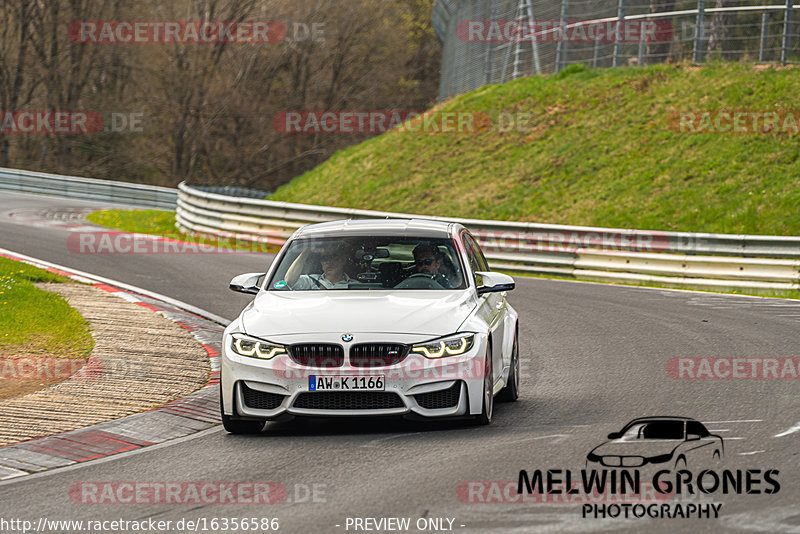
[411, 333, 475, 359]
[230, 333, 286, 360]
[647, 452, 674, 464]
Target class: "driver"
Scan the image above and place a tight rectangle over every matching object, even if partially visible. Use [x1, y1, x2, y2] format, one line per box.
[396, 243, 452, 289]
[289, 246, 353, 290]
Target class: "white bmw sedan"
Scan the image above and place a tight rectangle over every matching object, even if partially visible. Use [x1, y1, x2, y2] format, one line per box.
[220, 219, 520, 433]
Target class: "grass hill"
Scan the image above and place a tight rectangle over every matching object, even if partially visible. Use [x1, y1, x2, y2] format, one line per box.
[269, 62, 800, 235]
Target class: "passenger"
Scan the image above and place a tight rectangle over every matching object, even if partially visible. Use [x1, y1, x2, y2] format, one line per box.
[287, 246, 353, 290]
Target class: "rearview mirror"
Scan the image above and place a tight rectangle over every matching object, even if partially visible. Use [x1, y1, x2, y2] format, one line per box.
[229, 273, 264, 295]
[475, 271, 515, 295]
[607, 432, 622, 440]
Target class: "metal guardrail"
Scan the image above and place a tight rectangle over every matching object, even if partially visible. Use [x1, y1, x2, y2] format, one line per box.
[176, 182, 800, 293]
[0, 167, 177, 210]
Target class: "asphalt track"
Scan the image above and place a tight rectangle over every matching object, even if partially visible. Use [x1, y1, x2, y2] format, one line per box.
[0, 191, 798, 533]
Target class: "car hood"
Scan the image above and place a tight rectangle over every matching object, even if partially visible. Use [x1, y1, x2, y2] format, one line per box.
[241, 290, 477, 337]
[590, 440, 681, 458]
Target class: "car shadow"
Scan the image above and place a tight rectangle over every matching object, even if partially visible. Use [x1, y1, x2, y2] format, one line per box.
[239, 399, 534, 439]
[258, 415, 476, 438]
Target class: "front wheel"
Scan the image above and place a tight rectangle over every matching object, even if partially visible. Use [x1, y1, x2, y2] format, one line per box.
[473, 345, 494, 425]
[497, 331, 520, 402]
[220, 381, 265, 434]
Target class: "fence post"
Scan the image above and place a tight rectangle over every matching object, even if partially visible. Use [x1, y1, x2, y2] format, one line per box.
[524, 0, 542, 74]
[760, 12, 770, 61]
[638, 18, 648, 66]
[693, 0, 706, 64]
[555, 0, 570, 72]
[486, 0, 499, 84]
[593, 38, 601, 67]
[782, 0, 793, 65]
[612, 0, 626, 67]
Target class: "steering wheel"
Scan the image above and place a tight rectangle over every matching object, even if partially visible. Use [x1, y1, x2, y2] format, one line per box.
[394, 273, 444, 289]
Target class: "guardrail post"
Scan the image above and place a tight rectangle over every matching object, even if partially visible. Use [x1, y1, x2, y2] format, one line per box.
[760, 12, 770, 61]
[693, 0, 707, 64]
[781, 0, 793, 65]
[555, 0, 570, 73]
[593, 38, 600, 67]
[612, 0, 625, 67]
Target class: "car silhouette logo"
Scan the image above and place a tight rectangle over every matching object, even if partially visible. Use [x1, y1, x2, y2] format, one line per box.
[342, 333, 353, 342]
[586, 416, 724, 470]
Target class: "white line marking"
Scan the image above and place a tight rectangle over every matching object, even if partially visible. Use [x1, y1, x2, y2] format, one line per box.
[703, 419, 762, 424]
[738, 450, 766, 456]
[774, 422, 800, 438]
[500, 434, 571, 446]
[0, 467, 28, 480]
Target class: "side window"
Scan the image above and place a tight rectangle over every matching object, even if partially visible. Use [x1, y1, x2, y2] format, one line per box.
[461, 233, 481, 275]
[473, 236, 490, 271]
[686, 421, 709, 437]
[463, 233, 488, 272]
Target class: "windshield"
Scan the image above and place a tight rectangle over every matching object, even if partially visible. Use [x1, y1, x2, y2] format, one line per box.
[621, 421, 685, 440]
[268, 236, 466, 291]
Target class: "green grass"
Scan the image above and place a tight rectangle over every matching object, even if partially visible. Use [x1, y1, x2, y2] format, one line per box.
[86, 209, 280, 252]
[86, 209, 179, 235]
[0, 258, 94, 358]
[269, 62, 800, 236]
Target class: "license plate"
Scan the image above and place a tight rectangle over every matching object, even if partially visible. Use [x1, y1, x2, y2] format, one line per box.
[308, 375, 385, 391]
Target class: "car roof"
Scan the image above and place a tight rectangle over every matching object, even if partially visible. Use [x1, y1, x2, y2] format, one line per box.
[624, 416, 698, 425]
[293, 218, 461, 239]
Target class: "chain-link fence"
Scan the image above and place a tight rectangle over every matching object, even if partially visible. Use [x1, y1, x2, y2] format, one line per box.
[433, 0, 799, 100]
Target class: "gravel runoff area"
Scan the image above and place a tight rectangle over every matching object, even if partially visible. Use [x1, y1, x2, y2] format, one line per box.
[0, 282, 210, 446]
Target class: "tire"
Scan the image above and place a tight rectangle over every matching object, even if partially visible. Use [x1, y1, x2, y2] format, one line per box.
[473, 343, 494, 425]
[497, 331, 520, 402]
[674, 456, 687, 471]
[220, 381, 265, 435]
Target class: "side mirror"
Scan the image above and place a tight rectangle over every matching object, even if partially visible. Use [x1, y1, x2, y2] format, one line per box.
[686, 433, 701, 441]
[475, 271, 515, 295]
[229, 273, 265, 295]
[607, 432, 622, 440]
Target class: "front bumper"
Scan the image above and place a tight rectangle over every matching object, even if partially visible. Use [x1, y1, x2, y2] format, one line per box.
[220, 331, 488, 420]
